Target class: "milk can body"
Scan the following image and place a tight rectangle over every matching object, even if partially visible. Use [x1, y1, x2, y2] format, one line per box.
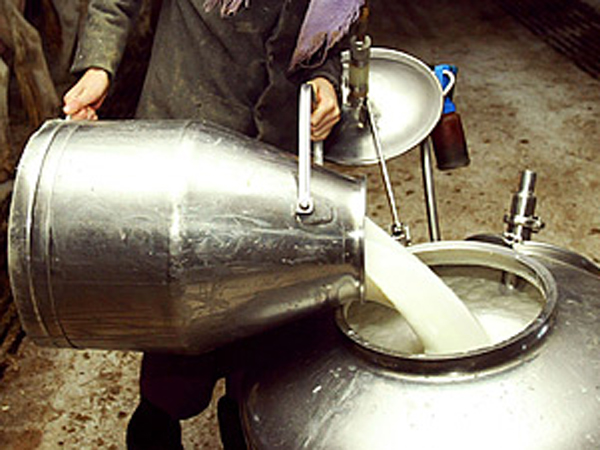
[8, 120, 365, 353]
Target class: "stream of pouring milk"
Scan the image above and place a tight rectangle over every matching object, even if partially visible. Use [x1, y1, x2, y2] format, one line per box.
[364, 218, 491, 354]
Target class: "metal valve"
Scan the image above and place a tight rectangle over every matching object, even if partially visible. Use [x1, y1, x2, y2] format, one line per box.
[503, 170, 545, 246]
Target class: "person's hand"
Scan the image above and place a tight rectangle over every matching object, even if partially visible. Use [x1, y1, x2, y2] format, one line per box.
[307, 77, 341, 141]
[63, 68, 110, 120]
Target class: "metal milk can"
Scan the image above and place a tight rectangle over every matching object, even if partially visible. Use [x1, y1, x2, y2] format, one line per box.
[8, 119, 366, 354]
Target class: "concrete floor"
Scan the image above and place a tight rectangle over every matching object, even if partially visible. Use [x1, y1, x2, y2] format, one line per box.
[1, 0, 599, 448]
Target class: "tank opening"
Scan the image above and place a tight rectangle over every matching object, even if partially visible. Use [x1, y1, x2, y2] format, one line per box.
[337, 242, 558, 374]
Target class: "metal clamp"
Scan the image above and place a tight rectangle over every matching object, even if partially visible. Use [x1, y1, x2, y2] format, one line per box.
[297, 83, 324, 215]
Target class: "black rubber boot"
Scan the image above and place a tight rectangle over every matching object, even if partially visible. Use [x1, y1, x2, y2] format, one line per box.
[126, 398, 184, 450]
[217, 395, 248, 450]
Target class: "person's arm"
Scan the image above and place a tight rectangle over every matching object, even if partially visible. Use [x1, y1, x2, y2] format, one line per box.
[64, 0, 142, 119]
[254, 1, 348, 149]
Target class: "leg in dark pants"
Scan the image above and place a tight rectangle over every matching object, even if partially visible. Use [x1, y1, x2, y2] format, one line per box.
[125, 330, 280, 449]
[127, 397, 184, 450]
[217, 374, 248, 450]
[126, 351, 219, 449]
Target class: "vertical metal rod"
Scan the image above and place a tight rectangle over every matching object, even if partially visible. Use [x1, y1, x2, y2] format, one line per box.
[420, 137, 441, 241]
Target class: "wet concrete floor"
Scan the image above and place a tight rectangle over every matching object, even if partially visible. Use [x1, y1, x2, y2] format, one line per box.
[1, 0, 599, 448]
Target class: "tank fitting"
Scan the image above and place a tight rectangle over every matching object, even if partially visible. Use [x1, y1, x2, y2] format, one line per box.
[503, 170, 544, 246]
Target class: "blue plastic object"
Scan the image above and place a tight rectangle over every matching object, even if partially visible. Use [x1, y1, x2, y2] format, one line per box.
[434, 64, 458, 114]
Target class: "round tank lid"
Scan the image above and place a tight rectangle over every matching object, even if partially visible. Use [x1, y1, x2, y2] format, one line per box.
[325, 48, 443, 166]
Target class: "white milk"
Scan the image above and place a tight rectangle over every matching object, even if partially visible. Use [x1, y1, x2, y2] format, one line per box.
[364, 218, 491, 354]
[440, 266, 542, 344]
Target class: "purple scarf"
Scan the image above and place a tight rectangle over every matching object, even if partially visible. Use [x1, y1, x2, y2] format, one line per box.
[203, 0, 365, 69]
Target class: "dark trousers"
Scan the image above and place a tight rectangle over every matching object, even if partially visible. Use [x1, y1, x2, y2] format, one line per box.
[125, 312, 326, 449]
[126, 346, 249, 449]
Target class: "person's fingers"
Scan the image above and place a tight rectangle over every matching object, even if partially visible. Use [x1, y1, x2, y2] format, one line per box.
[308, 77, 340, 141]
[310, 98, 328, 125]
[313, 102, 340, 128]
[63, 68, 110, 119]
[63, 83, 96, 116]
[63, 88, 107, 117]
[86, 107, 99, 121]
[311, 113, 340, 140]
[311, 100, 340, 140]
[311, 100, 338, 127]
[63, 85, 85, 116]
[312, 123, 336, 141]
[67, 107, 90, 120]
[311, 115, 339, 141]
[312, 107, 338, 132]
[68, 105, 99, 121]
[309, 82, 334, 123]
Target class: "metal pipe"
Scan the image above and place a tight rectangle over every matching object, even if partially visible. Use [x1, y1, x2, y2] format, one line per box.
[348, 35, 371, 111]
[420, 137, 441, 241]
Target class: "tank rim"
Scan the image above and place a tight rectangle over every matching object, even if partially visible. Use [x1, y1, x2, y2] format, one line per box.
[467, 233, 600, 277]
[336, 240, 558, 375]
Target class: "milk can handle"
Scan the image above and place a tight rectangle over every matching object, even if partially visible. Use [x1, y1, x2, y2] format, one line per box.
[297, 83, 323, 215]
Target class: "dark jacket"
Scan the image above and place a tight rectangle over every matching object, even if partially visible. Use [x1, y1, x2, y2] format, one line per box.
[72, 0, 343, 151]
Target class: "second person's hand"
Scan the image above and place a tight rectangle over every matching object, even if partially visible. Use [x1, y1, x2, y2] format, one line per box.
[308, 77, 341, 142]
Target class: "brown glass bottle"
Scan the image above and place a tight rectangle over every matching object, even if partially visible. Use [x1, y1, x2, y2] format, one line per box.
[431, 111, 470, 171]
